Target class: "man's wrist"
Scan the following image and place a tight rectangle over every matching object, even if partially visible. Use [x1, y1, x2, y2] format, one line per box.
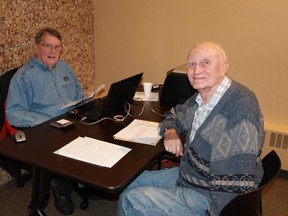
[164, 127, 176, 135]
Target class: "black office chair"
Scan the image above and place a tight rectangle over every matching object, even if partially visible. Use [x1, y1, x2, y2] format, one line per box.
[0, 67, 32, 187]
[73, 184, 104, 210]
[219, 150, 281, 216]
[0, 68, 18, 135]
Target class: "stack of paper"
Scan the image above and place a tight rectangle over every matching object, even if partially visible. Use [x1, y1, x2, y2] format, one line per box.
[54, 136, 131, 168]
[114, 119, 162, 146]
[134, 91, 159, 101]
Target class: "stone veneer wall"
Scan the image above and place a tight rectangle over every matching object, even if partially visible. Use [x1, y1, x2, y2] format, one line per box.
[0, 0, 95, 90]
[0, 0, 95, 186]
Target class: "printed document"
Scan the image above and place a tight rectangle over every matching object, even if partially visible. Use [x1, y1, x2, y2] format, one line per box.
[54, 136, 131, 168]
[134, 91, 158, 101]
[114, 119, 162, 146]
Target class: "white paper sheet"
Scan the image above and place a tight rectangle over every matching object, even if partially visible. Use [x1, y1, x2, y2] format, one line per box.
[113, 119, 162, 146]
[54, 136, 131, 168]
[134, 91, 159, 101]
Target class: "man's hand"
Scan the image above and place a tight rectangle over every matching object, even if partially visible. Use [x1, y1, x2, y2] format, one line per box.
[164, 128, 183, 157]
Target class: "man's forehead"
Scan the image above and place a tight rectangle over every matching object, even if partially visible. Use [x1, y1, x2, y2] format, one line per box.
[41, 33, 61, 43]
[188, 45, 218, 60]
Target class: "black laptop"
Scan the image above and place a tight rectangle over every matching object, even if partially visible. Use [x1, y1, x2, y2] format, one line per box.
[69, 73, 143, 121]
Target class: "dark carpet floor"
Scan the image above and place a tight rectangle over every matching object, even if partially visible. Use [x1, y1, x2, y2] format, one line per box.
[0, 174, 287, 215]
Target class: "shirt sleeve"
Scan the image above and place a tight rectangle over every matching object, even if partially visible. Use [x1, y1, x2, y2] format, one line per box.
[6, 72, 46, 127]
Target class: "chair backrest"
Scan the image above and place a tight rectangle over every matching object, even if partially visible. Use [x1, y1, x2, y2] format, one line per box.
[0, 67, 19, 139]
[219, 150, 281, 216]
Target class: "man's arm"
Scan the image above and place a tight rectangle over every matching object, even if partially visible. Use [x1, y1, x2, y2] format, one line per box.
[160, 98, 196, 157]
[6, 75, 46, 127]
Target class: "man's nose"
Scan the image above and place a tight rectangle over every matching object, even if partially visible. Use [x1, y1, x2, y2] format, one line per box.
[50, 47, 57, 52]
[194, 64, 203, 74]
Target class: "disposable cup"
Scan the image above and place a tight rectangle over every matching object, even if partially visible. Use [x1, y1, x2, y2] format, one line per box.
[143, 82, 153, 97]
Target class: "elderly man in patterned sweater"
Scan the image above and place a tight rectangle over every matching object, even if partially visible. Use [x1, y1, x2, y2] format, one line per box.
[118, 41, 264, 216]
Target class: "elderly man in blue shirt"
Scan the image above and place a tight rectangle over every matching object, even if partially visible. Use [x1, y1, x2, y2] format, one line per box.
[6, 28, 84, 127]
[6, 27, 85, 215]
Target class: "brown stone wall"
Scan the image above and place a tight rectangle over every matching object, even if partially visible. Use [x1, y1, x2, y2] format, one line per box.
[0, 0, 95, 186]
[0, 0, 95, 90]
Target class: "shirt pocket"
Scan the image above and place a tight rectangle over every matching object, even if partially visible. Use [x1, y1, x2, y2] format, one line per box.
[61, 79, 76, 98]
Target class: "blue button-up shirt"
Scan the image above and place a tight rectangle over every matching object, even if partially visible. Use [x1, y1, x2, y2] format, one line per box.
[6, 56, 84, 127]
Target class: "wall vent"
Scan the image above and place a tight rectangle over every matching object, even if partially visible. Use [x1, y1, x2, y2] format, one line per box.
[268, 132, 288, 150]
[263, 129, 288, 171]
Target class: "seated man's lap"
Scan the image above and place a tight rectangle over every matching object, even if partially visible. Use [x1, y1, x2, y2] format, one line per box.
[127, 167, 179, 189]
[123, 186, 210, 216]
[118, 167, 211, 216]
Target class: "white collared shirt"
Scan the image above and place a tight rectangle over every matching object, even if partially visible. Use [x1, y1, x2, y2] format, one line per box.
[189, 76, 231, 142]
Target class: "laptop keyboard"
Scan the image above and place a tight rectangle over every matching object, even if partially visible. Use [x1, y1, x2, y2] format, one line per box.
[68, 97, 106, 121]
[77, 106, 103, 121]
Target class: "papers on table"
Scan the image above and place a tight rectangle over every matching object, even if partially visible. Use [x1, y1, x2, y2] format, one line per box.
[134, 91, 159, 101]
[53, 120, 161, 168]
[54, 136, 131, 168]
[114, 119, 162, 146]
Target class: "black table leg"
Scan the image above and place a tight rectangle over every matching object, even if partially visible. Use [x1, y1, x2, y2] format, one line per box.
[28, 166, 47, 216]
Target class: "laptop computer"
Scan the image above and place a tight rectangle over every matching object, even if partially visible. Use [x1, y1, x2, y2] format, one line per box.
[68, 72, 143, 121]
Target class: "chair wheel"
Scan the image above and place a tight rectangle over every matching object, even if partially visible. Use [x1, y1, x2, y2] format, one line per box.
[80, 201, 88, 210]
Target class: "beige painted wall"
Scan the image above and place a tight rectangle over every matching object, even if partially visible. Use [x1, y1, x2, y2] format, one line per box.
[93, 0, 288, 131]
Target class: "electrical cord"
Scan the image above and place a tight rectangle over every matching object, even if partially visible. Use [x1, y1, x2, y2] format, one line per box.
[149, 107, 166, 117]
[80, 99, 146, 125]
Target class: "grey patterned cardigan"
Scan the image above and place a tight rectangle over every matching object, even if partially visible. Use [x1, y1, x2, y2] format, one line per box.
[159, 80, 264, 216]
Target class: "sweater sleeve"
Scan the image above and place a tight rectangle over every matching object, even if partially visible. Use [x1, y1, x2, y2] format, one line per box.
[159, 96, 197, 136]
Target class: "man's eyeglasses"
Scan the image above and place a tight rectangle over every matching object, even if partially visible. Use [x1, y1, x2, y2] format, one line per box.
[39, 43, 62, 51]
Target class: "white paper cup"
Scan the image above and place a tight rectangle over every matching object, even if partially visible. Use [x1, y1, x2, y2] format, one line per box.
[143, 82, 153, 97]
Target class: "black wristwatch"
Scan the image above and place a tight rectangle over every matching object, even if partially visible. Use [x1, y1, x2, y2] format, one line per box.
[164, 127, 175, 132]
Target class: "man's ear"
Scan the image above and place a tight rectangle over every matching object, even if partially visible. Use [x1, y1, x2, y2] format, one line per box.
[221, 61, 229, 76]
[33, 43, 39, 54]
